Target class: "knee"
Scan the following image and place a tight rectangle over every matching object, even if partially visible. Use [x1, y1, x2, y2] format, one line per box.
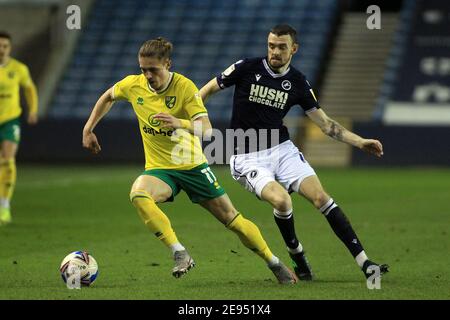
[220, 207, 239, 225]
[0, 157, 14, 165]
[226, 212, 246, 232]
[268, 192, 292, 212]
[130, 186, 171, 204]
[0, 151, 16, 161]
[129, 189, 153, 208]
[311, 191, 330, 209]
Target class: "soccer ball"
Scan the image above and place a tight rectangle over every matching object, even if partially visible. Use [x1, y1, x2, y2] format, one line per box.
[60, 251, 98, 287]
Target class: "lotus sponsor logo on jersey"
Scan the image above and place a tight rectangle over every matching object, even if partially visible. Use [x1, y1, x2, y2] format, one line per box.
[148, 113, 161, 127]
[144, 113, 174, 136]
[165, 96, 176, 109]
[249, 84, 288, 109]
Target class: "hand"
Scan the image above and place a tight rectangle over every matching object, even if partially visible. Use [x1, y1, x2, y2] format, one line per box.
[27, 113, 38, 125]
[359, 139, 383, 158]
[82, 131, 101, 154]
[153, 113, 182, 129]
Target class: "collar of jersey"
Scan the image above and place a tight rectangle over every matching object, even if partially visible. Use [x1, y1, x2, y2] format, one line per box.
[0, 58, 11, 68]
[147, 72, 174, 94]
[262, 58, 290, 78]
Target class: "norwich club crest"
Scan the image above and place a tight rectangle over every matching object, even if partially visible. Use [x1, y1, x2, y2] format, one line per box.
[165, 96, 176, 109]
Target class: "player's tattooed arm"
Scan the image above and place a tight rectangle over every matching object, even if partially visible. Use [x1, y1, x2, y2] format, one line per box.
[323, 117, 369, 150]
[307, 108, 360, 145]
[307, 108, 384, 157]
[326, 119, 345, 141]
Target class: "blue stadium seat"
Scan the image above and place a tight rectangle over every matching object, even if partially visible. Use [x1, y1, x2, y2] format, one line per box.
[49, 0, 338, 121]
[374, 0, 418, 119]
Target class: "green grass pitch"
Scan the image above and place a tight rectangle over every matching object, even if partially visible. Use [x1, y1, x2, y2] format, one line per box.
[0, 165, 449, 300]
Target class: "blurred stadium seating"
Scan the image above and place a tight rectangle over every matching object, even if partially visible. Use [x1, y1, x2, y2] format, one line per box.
[1, 0, 448, 165]
[375, 0, 450, 126]
[48, 0, 339, 121]
[374, 0, 418, 119]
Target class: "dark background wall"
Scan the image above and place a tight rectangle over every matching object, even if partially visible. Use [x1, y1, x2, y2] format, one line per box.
[352, 123, 450, 166]
[18, 118, 450, 166]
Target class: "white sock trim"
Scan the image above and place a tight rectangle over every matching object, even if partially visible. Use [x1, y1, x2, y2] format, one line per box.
[355, 251, 369, 268]
[319, 198, 337, 216]
[267, 255, 280, 267]
[273, 208, 293, 220]
[0, 198, 10, 209]
[170, 243, 186, 254]
[287, 243, 303, 254]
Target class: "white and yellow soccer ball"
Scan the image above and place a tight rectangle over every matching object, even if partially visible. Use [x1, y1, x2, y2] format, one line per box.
[60, 251, 98, 288]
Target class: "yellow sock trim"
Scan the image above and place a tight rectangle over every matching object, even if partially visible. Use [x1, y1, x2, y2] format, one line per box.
[130, 189, 179, 247]
[226, 213, 274, 263]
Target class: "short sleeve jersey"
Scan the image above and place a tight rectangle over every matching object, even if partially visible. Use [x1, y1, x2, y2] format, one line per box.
[113, 73, 208, 170]
[216, 57, 320, 153]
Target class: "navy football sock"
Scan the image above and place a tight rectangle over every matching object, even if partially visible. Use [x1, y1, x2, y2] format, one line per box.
[320, 199, 364, 257]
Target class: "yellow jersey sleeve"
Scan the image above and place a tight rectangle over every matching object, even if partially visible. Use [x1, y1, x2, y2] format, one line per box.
[183, 79, 208, 120]
[19, 64, 32, 87]
[112, 75, 136, 101]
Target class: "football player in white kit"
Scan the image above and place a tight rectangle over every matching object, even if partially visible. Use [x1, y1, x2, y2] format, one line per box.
[200, 24, 389, 281]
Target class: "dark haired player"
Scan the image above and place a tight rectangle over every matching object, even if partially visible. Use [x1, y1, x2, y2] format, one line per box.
[200, 24, 389, 280]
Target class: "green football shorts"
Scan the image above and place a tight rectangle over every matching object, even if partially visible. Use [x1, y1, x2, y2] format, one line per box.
[142, 163, 226, 203]
[0, 118, 21, 144]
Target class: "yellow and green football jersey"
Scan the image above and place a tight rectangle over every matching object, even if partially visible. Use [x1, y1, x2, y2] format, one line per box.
[0, 58, 33, 124]
[113, 73, 208, 170]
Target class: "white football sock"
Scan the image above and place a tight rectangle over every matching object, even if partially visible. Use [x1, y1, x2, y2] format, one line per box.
[170, 243, 186, 254]
[0, 198, 10, 209]
[287, 243, 303, 254]
[355, 251, 369, 268]
[267, 255, 280, 267]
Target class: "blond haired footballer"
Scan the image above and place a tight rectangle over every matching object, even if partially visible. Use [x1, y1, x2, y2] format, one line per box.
[82, 37, 297, 283]
[0, 31, 38, 225]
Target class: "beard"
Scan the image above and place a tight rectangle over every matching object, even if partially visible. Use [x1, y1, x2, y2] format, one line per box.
[269, 57, 287, 69]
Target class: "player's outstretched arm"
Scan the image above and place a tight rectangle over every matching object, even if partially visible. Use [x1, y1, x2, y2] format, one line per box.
[23, 80, 38, 125]
[199, 78, 221, 103]
[307, 108, 384, 158]
[82, 87, 115, 154]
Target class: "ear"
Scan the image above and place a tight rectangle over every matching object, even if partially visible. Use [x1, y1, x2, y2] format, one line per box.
[292, 43, 299, 55]
[166, 59, 172, 70]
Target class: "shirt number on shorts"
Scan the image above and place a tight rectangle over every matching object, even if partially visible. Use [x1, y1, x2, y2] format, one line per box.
[201, 167, 217, 184]
[13, 125, 20, 141]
